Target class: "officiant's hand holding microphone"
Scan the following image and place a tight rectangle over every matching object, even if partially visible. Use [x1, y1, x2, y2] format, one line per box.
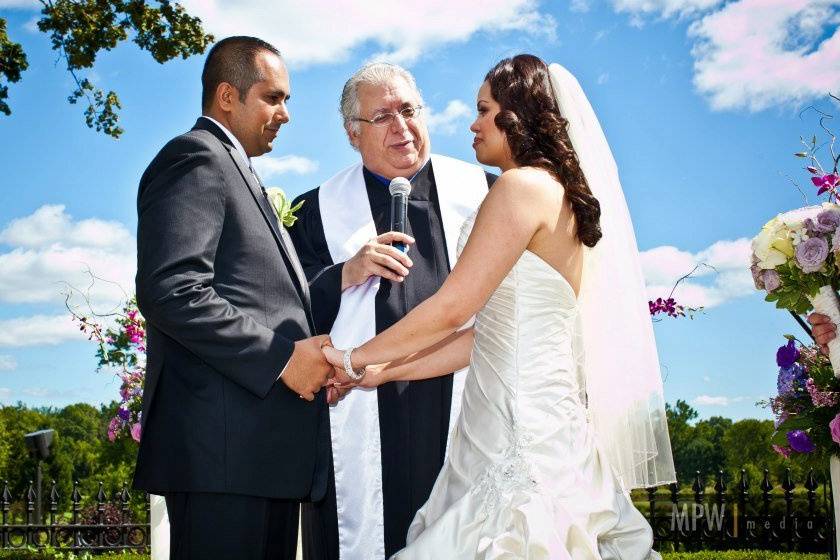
[340, 231, 415, 290]
[340, 177, 417, 290]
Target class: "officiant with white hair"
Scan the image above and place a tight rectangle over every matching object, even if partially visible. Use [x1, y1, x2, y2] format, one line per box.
[289, 62, 494, 560]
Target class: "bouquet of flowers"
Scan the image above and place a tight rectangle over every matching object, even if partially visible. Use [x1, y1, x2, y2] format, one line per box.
[767, 337, 840, 461]
[751, 147, 840, 375]
[71, 297, 146, 443]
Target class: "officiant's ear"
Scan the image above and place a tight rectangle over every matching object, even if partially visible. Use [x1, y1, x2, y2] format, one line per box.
[345, 123, 361, 150]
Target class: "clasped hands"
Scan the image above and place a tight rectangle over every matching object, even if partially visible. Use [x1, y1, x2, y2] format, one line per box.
[285, 231, 414, 404]
[320, 344, 380, 405]
[279, 335, 376, 404]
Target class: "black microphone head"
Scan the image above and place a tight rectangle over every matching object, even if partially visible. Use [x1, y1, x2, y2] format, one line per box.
[388, 177, 411, 197]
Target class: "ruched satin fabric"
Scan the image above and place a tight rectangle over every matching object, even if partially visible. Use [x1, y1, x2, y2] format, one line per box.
[392, 213, 660, 560]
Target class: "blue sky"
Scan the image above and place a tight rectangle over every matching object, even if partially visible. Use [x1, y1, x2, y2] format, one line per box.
[0, 0, 838, 419]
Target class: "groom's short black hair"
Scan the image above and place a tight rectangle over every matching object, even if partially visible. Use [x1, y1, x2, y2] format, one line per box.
[201, 36, 282, 111]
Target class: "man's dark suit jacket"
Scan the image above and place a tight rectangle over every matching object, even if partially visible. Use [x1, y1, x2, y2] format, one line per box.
[133, 117, 329, 501]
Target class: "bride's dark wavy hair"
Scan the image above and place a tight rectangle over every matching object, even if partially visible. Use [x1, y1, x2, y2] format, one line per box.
[485, 54, 602, 247]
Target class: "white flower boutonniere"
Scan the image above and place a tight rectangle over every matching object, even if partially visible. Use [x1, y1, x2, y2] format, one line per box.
[265, 187, 304, 228]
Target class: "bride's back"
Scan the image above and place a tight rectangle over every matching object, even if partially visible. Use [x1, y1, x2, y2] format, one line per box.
[499, 165, 585, 296]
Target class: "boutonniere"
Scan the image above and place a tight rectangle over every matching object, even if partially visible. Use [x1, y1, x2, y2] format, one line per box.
[265, 187, 304, 227]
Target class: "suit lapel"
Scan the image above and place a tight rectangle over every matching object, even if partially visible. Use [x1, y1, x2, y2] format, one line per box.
[225, 146, 312, 306]
[191, 118, 314, 330]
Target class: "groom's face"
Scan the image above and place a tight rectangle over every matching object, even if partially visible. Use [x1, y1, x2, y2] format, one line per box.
[229, 51, 291, 158]
[349, 77, 430, 179]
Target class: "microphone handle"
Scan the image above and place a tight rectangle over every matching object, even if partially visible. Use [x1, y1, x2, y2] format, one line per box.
[390, 193, 408, 252]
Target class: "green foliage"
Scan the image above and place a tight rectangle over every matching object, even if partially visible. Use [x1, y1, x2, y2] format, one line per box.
[0, 401, 141, 519]
[764, 261, 836, 314]
[0, 551, 148, 559]
[1, 0, 213, 137]
[666, 400, 809, 486]
[0, 18, 29, 116]
[661, 552, 826, 560]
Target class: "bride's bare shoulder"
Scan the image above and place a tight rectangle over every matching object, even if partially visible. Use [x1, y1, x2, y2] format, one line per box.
[490, 167, 563, 206]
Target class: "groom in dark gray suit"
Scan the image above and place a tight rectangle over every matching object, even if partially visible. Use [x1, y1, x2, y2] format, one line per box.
[134, 36, 333, 559]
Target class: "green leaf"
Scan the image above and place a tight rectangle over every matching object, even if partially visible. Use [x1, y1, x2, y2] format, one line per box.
[0, 18, 29, 116]
[6, 1, 214, 137]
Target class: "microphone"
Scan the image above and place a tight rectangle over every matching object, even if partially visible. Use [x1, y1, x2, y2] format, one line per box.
[389, 177, 411, 252]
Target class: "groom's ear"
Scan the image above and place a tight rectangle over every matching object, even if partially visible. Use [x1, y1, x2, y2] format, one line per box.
[216, 82, 238, 113]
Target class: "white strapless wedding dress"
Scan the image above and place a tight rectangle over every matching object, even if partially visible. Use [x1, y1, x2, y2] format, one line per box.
[393, 213, 660, 560]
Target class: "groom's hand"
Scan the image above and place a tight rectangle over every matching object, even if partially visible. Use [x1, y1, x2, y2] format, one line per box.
[341, 232, 415, 290]
[281, 335, 334, 401]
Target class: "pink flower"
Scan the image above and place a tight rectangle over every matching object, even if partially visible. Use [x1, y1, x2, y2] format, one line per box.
[107, 417, 120, 442]
[131, 422, 142, 443]
[772, 444, 791, 458]
[830, 413, 840, 445]
[812, 173, 840, 196]
[806, 378, 839, 407]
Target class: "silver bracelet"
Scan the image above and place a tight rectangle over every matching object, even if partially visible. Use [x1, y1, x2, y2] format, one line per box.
[342, 347, 366, 381]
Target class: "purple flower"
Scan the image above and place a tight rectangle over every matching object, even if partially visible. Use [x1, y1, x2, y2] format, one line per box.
[131, 423, 142, 443]
[787, 429, 816, 453]
[814, 210, 840, 233]
[777, 363, 806, 397]
[751, 264, 766, 290]
[117, 407, 131, 421]
[763, 270, 781, 293]
[795, 236, 829, 273]
[776, 339, 800, 368]
[774, 411, 789, 429]
[830, 413, 840, 445]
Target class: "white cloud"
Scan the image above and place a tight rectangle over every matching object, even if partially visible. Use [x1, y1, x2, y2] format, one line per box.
[426, 100, 472, 135]
[612, 0, 725, 19]
[689, 0, 840, 112]
[180, 0, 555, 67]
[0, 389, 11, 401]
[253, 155, 319, 180]
[0, 356, 16, 371]
[694, 394, 746, 406]
[0, 314, 84, 348]
[641, 237, 754, 309]
[597, 73, 610, 85]
[0, 204, 132, 250]
[0, 205, 135, 306]
[23, 16, 38, 32]
[571, 0, 591, 13]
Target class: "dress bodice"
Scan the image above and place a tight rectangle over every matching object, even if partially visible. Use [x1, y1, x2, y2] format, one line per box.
[394, 211, 657, 559]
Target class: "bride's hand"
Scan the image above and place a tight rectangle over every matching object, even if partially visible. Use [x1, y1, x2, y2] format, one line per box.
[322, 345, 359, 386]
[357, 362, 386, 389]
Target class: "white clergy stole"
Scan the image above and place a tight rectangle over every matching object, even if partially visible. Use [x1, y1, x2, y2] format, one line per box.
[318, 154, 487, 560]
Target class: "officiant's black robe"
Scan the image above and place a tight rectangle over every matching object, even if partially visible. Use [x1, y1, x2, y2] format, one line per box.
[289, 160, 495, 559]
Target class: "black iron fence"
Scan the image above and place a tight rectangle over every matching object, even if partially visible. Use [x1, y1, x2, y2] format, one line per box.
[0, 479, 149, 552]
[644, 468, 833, 553]
[0, 469, 833, 554]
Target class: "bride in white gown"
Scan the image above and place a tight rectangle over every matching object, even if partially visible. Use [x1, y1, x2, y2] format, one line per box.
[324, 54, 676, 559]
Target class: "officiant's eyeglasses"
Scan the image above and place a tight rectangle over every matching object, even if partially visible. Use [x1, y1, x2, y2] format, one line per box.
[352, 105, 424, 128]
